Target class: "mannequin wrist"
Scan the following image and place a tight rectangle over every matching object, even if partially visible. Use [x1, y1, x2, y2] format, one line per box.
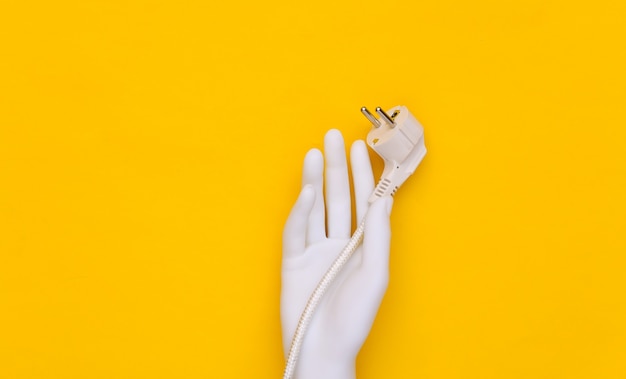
[295, 355, 356, 379]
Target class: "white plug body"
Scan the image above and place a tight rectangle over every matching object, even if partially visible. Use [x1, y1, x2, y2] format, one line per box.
[367, 105, 427, 203]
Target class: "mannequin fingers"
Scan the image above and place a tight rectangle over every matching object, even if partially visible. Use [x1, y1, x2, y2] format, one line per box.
[324, 129, 351, 239]
[302, 148, 326, 244]
[350, 140, 375, 224]
[360, 196, 393, 278]
[282, 184, 315, 258]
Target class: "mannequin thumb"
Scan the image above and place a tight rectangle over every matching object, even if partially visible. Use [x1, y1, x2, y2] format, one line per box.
[361, 196, 393, 271]
[369, 196, 393, 219]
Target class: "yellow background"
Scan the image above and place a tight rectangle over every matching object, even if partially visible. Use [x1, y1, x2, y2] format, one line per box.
[1, 0, 625, 377]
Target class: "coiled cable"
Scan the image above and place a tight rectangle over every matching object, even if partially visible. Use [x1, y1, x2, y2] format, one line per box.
[283, 217, 367, 379]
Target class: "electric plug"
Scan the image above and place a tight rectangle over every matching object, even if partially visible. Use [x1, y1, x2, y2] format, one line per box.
[360, 105, 427, 203]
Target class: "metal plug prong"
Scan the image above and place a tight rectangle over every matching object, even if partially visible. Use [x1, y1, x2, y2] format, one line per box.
[376, 107, 395, 127]
[361, 106, 381, 127]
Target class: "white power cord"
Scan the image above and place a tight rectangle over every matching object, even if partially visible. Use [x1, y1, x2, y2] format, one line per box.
[283, 105, 427, 379]
[283, 219, 366, 379]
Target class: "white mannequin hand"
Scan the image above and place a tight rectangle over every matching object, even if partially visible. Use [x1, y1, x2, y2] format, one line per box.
[281, 129, 393, 379]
